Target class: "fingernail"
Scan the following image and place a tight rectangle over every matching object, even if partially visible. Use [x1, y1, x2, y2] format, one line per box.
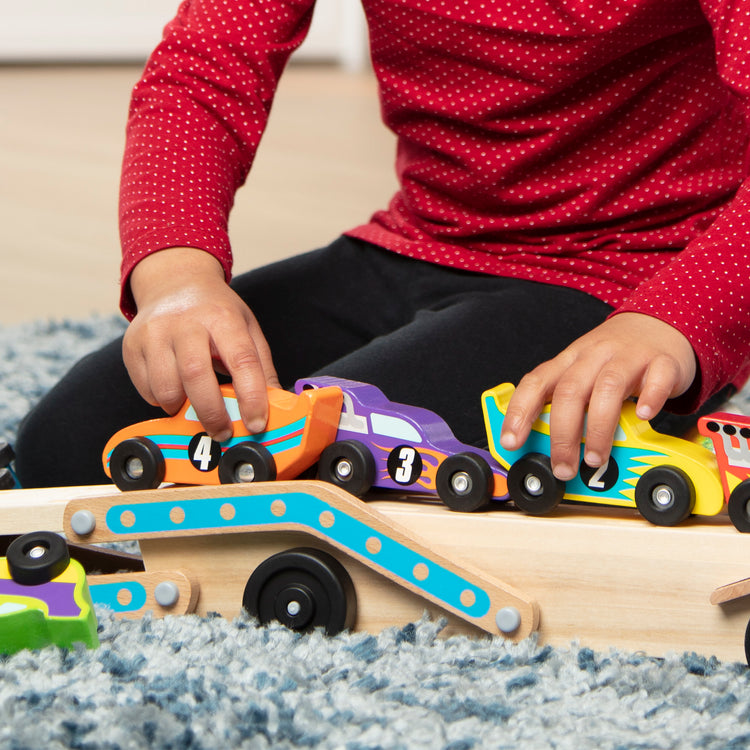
[500, 433, 517, 450]
[553, 464, 575, 481]
[214, 430, 232, 444]
[584, 451, 601, 467]
[636, 405, 653, 420]
[247, 418, 267, 434]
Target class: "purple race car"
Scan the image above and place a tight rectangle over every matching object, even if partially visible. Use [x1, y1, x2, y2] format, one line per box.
[294, 377, 509, 511]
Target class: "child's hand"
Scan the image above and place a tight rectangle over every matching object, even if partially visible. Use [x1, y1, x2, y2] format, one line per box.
[499, 312, 697, 480]
[122, 247, 280, 442]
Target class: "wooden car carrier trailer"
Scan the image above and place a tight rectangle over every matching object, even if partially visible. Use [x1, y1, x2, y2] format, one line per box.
[2, 480, 750, 663]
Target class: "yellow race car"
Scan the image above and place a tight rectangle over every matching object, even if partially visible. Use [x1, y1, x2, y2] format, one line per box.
[482, 383, 724, 526]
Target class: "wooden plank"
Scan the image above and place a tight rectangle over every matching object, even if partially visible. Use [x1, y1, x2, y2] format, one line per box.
[376, 499, 750, 662]
[88, 569, 198, 618]
[0, 484, 118, 534]
[63, 482, 539, 641]
[711, 578, 750, 605]
[138, 530, 489, 637]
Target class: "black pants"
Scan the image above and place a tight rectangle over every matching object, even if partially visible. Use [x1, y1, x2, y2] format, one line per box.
[16, 236, 618, 487]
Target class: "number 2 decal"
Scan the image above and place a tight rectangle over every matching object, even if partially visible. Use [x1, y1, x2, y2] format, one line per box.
[587, 463, 608, 489]
[579, 457, 619, 493]
[387, 445, 424, 485]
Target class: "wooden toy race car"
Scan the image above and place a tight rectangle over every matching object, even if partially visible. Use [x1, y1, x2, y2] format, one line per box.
[295, 376, 509, 512]
[699, 413, 750, 532]
[0, 531, 99, 653]
[103, 384, 343, 491]
[482, 383, 724, 526]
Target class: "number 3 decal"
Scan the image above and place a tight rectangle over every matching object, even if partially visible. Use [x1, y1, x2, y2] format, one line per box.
[387, 445, 423, 486]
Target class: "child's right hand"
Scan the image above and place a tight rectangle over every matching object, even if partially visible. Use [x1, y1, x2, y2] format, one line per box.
[122, 247, 280, 442]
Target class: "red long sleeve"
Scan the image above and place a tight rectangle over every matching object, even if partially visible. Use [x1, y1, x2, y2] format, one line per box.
[119, 0, 315, 306]
[120, 0, 750, 409]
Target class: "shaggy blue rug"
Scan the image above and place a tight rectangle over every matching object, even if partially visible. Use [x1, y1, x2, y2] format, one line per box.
[3, 317, 750, 750]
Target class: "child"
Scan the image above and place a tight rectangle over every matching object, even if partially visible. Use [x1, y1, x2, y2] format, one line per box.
[15, 0, 750, 488]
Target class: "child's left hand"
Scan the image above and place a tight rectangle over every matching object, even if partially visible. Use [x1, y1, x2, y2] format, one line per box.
[499, 312, 697, 480]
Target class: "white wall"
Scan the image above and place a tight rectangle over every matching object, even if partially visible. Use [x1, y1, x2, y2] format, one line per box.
[0, 0, 368, 69]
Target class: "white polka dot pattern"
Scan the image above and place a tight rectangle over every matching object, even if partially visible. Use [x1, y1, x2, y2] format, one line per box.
[120, 0, 750, 409]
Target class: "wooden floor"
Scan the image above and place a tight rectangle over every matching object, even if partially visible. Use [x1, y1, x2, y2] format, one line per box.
[0, 64, 397, 324]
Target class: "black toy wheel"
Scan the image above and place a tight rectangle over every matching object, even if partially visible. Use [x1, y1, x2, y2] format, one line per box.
[0, 440, 14, 468]
[318, 440, 376, 497]
[634, 465, 694, 526]
[435, 452, 493, 512]
[109, 437, 166, 491]
[218, 442, 277, 483]
[7, 531, 70, 585]
[507, 453, 565, 515]
[727, 480, 750, 532]
[243, 547, 357, 635]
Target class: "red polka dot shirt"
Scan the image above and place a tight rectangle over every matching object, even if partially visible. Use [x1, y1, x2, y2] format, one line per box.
[119, 0, 750, 411]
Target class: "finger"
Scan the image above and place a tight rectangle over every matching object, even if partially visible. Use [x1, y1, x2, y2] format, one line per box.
[145, 349, 186, 415]
[500, 367, 559, 451]
[217, 339, 268, 434]
[123, 324, 184, 413]
[548, 374, 593, 481]
[141, 326, 187, 415]
[174, 334, 233, 441]
[209, 319, 274, 434]
[583, 367, 634, 468]
[122, 328, 157, 406]
[634, 354, 684, 421]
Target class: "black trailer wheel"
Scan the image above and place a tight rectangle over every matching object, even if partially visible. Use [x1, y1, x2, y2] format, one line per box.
[318, 440, 376, 497]
[728, 480, 750, 532]
[243, 547, 356, 635]
[218, 442, 276, 484]
[7, 531, 70, 585]
[634, 466, 694, 526]
[507, 453, 565, 515]
[109, 437, 166, 491]
[435, 452, 493, 512]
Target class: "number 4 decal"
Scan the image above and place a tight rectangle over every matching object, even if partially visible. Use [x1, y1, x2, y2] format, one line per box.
[188, 433, 222, 472]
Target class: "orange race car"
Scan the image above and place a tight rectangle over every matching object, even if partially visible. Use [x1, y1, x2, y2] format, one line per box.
[103, 384, 343, 491]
